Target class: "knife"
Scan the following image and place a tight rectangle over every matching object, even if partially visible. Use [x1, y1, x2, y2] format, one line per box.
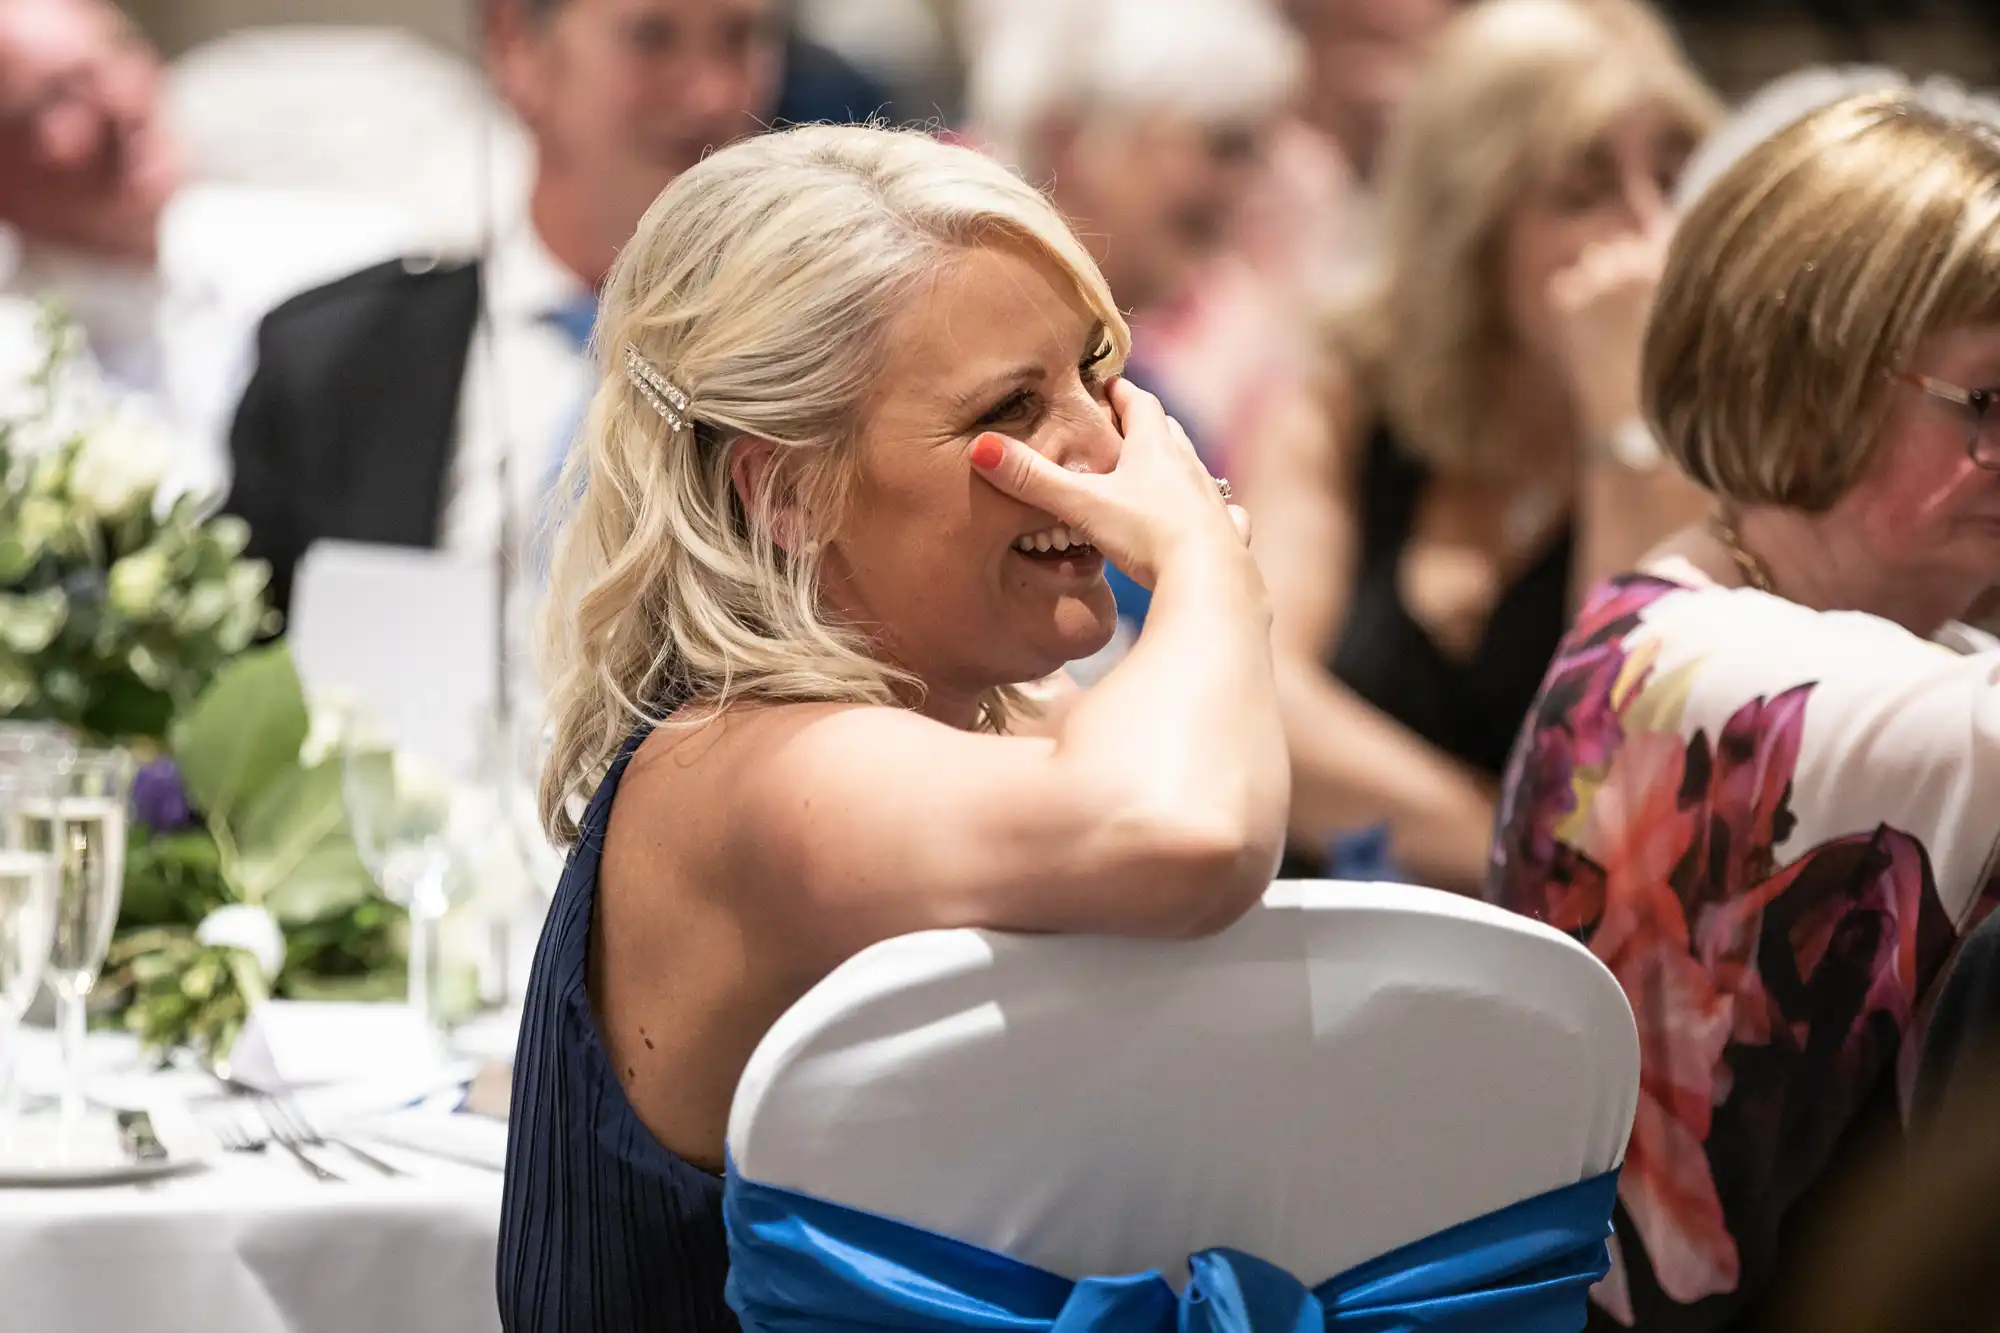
[116, 1109, 169, 1163]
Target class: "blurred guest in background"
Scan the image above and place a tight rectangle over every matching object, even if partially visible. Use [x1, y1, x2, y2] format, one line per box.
[1246, 0, 1719, 888]
[1145, 0, 1458, 570]
[1284, 0, 1457, 187]
[1271, 0, 1455, 269]
[225, 0, 782, 620]
[966, 0, 1301, 676]
[965, 0, 1301, 419]
[0, 0, 411, 499]
[1488, 87, 2000, 1331]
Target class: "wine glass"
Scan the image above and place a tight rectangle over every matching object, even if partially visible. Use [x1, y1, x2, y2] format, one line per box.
[0, 721, 75, 771]
[29, 747, 133, 1124]
[486, 704, 565, 904]
[463, 705, 564, 1011]
[0, 761, 60, 1130]
[340, 721, 458, 1031]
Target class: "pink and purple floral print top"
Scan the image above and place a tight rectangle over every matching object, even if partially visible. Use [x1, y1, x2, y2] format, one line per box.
[1488, 569, 2000, 1330]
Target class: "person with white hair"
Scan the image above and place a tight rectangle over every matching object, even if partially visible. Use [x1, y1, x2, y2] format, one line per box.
[965, 0, 1302, 672]
[967, 0, 1301, 455]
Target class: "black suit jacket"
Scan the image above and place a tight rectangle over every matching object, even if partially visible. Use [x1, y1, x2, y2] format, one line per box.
[224, 256, 484, 620]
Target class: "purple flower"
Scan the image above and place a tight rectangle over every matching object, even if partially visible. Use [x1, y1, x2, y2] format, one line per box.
[132, 758, 194, 832]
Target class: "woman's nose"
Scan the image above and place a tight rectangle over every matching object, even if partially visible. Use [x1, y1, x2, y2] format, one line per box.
[1620, 171, 1672, 237]
[1042, 395, 1126, 478]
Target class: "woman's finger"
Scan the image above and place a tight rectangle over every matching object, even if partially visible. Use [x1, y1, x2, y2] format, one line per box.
[969, 432, 1094, 522]
[1108, 376, 1168, 438]
[1228, 504, 1252, 546]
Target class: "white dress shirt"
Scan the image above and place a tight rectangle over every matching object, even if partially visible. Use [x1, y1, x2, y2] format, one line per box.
[443, 213, 594, 716]
[439, 213, 593, 562]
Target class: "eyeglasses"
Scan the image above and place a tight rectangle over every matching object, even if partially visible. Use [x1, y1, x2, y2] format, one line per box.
[1897, 372, 2000, 470]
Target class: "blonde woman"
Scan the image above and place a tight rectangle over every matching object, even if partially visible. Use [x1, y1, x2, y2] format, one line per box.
[1244, 0, 1720, 891]
[1487, 88, 2000, 1330]
[497, 125, 1287, 1329]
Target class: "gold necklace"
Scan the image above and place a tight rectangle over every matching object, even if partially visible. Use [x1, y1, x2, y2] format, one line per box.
[1708, 511, 1776, 594]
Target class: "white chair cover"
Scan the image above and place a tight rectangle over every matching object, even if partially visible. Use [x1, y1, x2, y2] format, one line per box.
[729, 881, 1638, 1285]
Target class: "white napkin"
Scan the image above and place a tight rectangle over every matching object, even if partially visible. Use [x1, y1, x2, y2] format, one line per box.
[228, 1000, 452, 1093]
[358, 1107, 509, 1172]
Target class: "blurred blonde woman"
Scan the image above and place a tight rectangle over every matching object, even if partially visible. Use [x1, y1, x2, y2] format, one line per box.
[498, 125, 1287, 1330]
[1245, 0, 1720, 890]
[1488, 87, 2000, 1331]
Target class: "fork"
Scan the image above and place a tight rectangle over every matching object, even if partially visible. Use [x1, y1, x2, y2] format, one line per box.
[260, 1096, 405, 1179]
[207, 1108, 261, 1154]
[211, 1101, 340, 1182]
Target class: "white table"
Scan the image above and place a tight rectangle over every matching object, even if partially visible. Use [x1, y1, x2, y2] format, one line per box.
[0, 1034, 504, 1333]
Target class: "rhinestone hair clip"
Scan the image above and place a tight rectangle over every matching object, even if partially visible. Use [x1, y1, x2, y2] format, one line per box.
[624, 346, 693, 432]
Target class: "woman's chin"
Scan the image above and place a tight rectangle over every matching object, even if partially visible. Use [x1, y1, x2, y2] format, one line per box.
[1049, 593, 1120, 660]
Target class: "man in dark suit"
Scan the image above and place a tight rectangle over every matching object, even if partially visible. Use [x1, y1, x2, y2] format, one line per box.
[225, 0, 785, 618]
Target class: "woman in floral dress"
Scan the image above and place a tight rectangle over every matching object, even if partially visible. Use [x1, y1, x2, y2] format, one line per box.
[1488, 87, 2000, 1331]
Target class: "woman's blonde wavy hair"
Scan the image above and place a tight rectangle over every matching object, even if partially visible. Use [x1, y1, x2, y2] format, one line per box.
[1332, 0, 1721, 477]
[537, 124, 1130, 844]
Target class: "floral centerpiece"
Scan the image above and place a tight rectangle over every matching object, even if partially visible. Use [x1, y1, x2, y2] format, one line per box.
[0, 302, 405, 1060]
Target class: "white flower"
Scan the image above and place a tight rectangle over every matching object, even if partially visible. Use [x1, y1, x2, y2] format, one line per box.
[0, 296, 46, 424]
[67, 407, 171, 519]
[106, 548, 172, 617]
[195, 903, 287, 982]
[299, 693, 356, 768]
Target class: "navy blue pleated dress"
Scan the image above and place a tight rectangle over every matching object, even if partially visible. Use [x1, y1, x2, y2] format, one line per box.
[498, 730, 737, 1331]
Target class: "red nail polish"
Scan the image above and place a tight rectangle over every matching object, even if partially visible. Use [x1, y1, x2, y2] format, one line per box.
[970, 436, 1005, 470]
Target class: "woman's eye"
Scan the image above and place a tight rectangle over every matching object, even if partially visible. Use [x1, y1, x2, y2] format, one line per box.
[1081, 342, 1118, 384]
[975, 391, 1035, 429]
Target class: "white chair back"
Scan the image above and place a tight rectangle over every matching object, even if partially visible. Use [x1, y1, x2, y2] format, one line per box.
[729, 881, 1638, 1285]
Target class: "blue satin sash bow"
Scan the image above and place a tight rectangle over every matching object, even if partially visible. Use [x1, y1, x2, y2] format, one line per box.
[724, 1159, 1618, 1333]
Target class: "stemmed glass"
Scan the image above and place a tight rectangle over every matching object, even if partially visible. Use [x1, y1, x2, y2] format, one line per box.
[340, 719, 458, 1032]
[0, 761, 60, 1132]
[486, 705, 564, 906]
[32, 747, 133, 1123]
[464, 705, 564, 1011]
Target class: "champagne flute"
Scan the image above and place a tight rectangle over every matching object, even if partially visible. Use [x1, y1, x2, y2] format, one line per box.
[0, 721, 75, 771]
[27, 747, 133, 1124]
[488, 704, 565, 903]
[340, 723, 457, 1031]
[469, 704, 563, 1009]
[0, 761, 60, 1130]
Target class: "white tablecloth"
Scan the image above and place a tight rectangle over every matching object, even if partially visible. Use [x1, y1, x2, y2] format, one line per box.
[0, 1034, 504, 1333]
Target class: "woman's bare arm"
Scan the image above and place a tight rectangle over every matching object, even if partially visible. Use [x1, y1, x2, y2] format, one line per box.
[1244, 369, 1498, 893]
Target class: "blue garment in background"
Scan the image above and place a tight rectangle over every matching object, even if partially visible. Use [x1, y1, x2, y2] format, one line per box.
[543, 292, 598, 486]
[1102, 367, 1197, 632]
[773, 36, 899, 127]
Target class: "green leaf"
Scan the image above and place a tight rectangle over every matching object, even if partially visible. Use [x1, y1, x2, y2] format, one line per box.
[281, 968, 406, 1004]
[120, 830, 229, 927]
[0, 657, 32, 712]
[78, 669, 174, 742]
[229, 758, 377, 923]
[0, 536, 31, 583]
[175, 579, 232, 634]
[170, 644, 309, 825]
